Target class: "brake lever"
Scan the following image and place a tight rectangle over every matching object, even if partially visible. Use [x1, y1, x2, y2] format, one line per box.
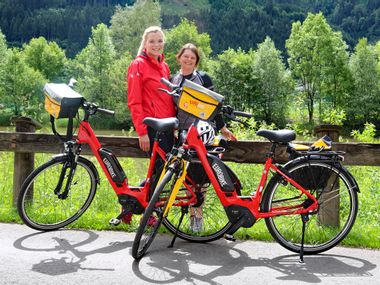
[158, 88, 179, 98]
[235, 118, 250, 127]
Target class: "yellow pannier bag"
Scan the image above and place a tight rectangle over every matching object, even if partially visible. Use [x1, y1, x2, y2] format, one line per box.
[44, 83, 83, 119]
[178, 79, 224, 121]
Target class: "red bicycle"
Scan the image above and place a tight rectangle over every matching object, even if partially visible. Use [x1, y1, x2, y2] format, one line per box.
[132, 78, 359, 261]
[17, 82, 238, 242]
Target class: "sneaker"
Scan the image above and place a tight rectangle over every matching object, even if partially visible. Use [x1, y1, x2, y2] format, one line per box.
[190, 215, 204, 232]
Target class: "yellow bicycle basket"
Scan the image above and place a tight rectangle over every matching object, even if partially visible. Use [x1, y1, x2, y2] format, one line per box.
[44, 83, 83, 119]
[178, 80, 224, 121]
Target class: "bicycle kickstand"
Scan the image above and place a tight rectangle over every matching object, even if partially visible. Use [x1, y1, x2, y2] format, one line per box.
[168, 206, 188, 248]
[299, 213, 309, 263]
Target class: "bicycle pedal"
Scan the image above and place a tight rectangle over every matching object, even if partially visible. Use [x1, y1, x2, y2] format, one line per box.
[109, 218, 121, 226]
[224, 234, 236, 242]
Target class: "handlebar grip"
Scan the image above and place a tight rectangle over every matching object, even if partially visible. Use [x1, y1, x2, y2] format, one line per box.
[160, 78, 176, 90]
[97, 108, 115, 116]
[233, 111, 253, 118]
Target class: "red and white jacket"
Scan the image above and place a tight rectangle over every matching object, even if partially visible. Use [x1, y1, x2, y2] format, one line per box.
[127, 51, 176, 136]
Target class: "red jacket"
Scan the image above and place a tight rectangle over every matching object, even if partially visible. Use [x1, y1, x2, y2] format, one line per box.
[127, 51, 176, 136]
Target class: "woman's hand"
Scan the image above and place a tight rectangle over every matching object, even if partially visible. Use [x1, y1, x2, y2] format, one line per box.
[221, 126, 237, 141]
[139, 134, 150, 152]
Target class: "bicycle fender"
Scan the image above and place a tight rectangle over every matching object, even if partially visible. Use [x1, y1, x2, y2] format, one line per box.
[52, 154, 100, 184]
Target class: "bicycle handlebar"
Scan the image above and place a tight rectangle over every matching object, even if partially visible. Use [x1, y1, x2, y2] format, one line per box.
[160, 78, 177, 90]
[232, 110, 253, 118]
[97, 107, 115, 116]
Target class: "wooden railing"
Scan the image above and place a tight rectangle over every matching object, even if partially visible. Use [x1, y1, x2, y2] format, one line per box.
[2, 131, 380, 165]
[2, 128, 380, 206]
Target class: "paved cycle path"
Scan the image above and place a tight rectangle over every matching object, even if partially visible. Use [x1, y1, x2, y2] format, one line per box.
[0, 222, 379, 285]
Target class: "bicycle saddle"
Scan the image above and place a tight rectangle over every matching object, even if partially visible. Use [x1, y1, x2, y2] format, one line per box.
[256, 129, 296, 143]
[143, 117, 179, 132]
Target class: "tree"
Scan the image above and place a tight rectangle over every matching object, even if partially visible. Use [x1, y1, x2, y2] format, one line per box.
[164, 18, 212, 73]
[109, 0, 161, 57]
[252, 37, 294, 127]
[286, 12, 350, 124]
[0, 48, 46, 119]
[77, 23, 115, 105]
[210, 48, 257, 111]
[347, 38, 380, 127]
[22, 37, 67, 81]
[0, 29, 9, 97]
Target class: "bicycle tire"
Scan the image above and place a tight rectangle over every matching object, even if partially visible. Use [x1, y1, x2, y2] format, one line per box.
[17, 155, 98, 231]
[262, 160, 358, 254]
[162, 173, 241, 243]
[132, 168, 176, 260]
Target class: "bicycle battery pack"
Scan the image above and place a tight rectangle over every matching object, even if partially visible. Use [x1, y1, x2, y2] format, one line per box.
[99, 148, 126, 183]
[208, 155, 235, 192]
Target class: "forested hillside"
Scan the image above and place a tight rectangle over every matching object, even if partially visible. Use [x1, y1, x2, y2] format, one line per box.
[0, 0, 379, 57]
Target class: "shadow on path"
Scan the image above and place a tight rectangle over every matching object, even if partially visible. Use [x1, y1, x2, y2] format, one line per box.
[13, 229, 131, 275]
[132, 239, 377, 284]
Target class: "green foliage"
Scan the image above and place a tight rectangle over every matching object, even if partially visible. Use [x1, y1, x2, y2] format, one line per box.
[164, 18, 212, 73]
[110, 0, 161, 57]
[77, 23, 115, 104]
[74, 23, 132, 129]
[210, 48, 256, 111]
[351, 122, 378, 143]
[321, 108, 346, 126]
[286, 12, 351, 124]
[347, 38, 380, 127]
[22, 37, 67, 81]
[0, 28, 9, 104]
[0, 48, 46, 119]
[251, 37, 294, 127]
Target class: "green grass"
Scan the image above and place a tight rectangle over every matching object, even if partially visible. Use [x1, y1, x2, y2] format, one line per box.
[1, 151, 379, 249]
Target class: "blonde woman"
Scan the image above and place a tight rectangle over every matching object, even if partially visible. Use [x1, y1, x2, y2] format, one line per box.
[127, 26, 176, 153]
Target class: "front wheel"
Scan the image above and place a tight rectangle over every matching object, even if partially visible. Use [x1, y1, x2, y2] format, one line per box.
[132, 169, 176, 260]
[262, 160, 358, 254]
[17, 155, 98, 231]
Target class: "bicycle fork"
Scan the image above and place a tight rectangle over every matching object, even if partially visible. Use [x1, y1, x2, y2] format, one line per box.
[54, 154, 78, 200]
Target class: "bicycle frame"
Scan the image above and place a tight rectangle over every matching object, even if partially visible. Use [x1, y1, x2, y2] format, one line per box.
[173, 123, 319, 222]
[75, 120, 165, 208]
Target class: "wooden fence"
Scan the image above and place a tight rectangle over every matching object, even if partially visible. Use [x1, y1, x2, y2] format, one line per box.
[2, 131, 380, 165]
[2, 127, 380, 206]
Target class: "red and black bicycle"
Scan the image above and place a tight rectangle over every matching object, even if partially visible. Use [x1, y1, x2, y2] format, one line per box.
[17, 82, 237, 243]
[132, 78, 359, 262]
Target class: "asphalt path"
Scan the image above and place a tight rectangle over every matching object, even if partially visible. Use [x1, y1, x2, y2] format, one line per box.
[0, 222, 379, 285]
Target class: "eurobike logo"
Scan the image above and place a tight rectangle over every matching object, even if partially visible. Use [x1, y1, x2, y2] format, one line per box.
[212, 162, 228, 187]
[103, 158, 116, 179]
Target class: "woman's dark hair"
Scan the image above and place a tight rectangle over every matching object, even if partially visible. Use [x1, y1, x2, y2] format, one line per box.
[176, 43, 200, 67]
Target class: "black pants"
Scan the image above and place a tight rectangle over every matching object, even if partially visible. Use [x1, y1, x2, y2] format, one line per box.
[147, 126, 174, 188]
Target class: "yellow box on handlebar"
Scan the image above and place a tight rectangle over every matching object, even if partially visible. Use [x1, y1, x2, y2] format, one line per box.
[44, 83, 84, 119]
[179, 80, 224, 121]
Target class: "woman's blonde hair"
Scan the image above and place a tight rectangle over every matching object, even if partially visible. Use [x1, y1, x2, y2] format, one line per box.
[137, 26, 165, 55]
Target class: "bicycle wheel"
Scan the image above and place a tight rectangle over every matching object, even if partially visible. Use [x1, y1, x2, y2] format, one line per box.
[162, 173, 241, 242]
[262, 160, 358, 254]
[17, 155, 98, 231]
[132, 169, 176, 260]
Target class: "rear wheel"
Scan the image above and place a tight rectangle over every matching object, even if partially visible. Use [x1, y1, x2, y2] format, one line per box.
[262, 160, 358, 254]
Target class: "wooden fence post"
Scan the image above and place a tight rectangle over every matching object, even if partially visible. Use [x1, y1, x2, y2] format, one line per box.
[314, 124, 341, 227]
[11, 117, 42, 206]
